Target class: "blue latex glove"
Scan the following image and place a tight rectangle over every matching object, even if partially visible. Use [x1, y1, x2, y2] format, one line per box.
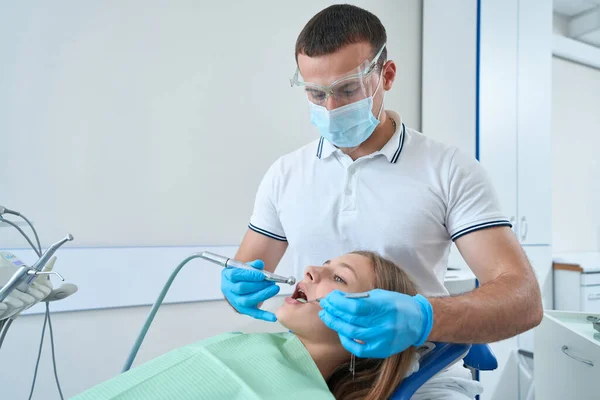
[318, 289, 433, 358]
[221, 260, 280, 322]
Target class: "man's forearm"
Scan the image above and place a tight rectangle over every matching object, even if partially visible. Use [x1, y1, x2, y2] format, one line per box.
[427, 272, 543, 343]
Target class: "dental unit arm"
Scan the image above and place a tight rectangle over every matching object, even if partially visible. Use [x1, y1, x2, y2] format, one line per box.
[121, 251, 296, 373]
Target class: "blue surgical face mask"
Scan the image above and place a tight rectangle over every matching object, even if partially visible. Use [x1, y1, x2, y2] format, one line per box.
[309, 72, 384, 148]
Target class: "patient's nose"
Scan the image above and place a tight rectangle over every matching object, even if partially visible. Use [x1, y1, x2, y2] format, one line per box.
[304, 266, 321, 283]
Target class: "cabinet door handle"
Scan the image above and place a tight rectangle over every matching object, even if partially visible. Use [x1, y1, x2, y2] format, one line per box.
[561, 345, 594, 367]
[520, 216, 528, 241]
[589, 293, 600, 301]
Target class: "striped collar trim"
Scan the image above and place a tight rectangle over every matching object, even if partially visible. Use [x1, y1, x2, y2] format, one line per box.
[383, 122, 405, 163]
[316, 121, 405, 164]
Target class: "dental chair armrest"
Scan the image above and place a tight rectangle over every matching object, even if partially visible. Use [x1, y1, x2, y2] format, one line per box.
[463, 343, 498, 370]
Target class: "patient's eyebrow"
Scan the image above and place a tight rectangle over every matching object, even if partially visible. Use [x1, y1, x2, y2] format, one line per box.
[323, 260, 357, 277]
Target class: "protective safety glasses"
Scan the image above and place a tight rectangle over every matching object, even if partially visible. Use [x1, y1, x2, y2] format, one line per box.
[290, 43, 387, 107]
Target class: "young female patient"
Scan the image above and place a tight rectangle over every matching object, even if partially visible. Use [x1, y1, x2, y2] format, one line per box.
[72, 251, 419, 400]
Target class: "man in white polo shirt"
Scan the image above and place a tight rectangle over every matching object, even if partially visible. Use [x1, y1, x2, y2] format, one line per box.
[221, 4, 543, 398]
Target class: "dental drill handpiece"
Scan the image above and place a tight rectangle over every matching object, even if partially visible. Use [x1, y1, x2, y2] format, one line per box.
[200, 251, 296, 285]
[17, 234, 74, 290]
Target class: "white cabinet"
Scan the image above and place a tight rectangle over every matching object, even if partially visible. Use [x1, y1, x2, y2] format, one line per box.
[423, 0, 553, 246]
[479, 0, 519, 231]
[479, 0, 553, 246]
[535, 310, 600, 400]
[583, 285, 600, 311]
[515, 0, 553, 246]
[553, 253, 600, 313]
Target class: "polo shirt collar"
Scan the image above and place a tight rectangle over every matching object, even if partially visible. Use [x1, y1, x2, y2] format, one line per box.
[315, 110, 405, 164]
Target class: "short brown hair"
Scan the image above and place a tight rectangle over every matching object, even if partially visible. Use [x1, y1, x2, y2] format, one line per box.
[295, 4, 387, 68]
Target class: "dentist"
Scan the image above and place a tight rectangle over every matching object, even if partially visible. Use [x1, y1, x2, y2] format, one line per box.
[221, 4, 542, 398]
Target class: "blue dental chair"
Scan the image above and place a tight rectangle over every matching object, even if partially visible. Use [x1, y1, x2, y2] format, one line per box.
[390, 343, 498, 399]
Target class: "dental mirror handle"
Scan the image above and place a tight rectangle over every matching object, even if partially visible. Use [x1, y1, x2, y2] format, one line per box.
[343, 292, 370, 299]
[297, 292, 370, 304]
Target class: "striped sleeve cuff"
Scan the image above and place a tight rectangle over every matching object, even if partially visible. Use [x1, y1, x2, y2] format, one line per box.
[451, 220, 513, 241]
[248, 223, 287, 242]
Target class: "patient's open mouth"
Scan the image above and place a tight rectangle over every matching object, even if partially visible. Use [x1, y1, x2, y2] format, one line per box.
[292, 285, 308, 301]
[287, 284, 308, 304]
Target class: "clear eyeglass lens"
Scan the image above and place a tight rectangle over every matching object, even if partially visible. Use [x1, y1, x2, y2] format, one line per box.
[304, 71, 379, 107]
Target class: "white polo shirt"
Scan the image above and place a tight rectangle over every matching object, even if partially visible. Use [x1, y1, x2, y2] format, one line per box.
[249, 110, 511, 296]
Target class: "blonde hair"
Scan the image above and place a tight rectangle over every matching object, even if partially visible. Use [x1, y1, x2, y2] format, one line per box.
[326, 251, 419, 400]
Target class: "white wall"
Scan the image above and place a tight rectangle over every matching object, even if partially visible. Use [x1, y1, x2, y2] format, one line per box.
[551, 56, 600, 253]
[0, 1, 423, 398]
[0, 0, 422, 249]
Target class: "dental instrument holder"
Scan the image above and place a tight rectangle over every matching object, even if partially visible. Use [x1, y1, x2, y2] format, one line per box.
[199, 251, 296, 285]
[0, 234, 72, 302]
